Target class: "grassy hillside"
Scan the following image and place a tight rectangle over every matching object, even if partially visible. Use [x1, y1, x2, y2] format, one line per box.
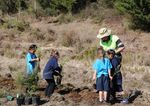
[0, 1, 150, 106]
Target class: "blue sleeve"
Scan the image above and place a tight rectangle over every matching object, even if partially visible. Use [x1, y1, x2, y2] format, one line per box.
[107, 59, 112, 70]
[26, 53, 32, 63]
[26, 53, 33, 74]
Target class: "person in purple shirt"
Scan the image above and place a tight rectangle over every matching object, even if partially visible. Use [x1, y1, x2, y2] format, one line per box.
[43, 49, 62, 98]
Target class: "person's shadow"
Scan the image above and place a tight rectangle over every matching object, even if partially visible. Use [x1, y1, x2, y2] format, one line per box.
[128, 90, 142, 103]
[110, 90, 142, 105]
[39, 99, 49, 105]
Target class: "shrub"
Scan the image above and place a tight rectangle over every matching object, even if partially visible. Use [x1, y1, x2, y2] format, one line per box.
[16, 71, 39, 93]
[115, 0, 150, 31]
[75, 46, 97, 60]
[3, 18, 30, 31]
[29, 28, 56, 42]
[61, 30, 78, 47]
[58, 13, 74, 23]
[0, 0, 27, 14]
[8, 64, 18, 72]
[0, 88, 6, 98]
[37, 0, 75, 15]
[77, 2, 105, 23]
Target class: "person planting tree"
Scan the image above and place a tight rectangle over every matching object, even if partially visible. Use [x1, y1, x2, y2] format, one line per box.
[43, 49, 62, 98]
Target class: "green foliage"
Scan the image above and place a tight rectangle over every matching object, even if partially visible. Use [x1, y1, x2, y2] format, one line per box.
[115, 0, 150, 31]
[24, 73, 39, 92]
[0, 88, 6, 98]
[0, 0, 18, 14]
[0, 0, 27, 14]
[97, 0, 115, 8]
[2, 18, 29, 31]
[75, 46, 97, 60]
[37, 0, 75, 15]
[16, 71, 39, 93]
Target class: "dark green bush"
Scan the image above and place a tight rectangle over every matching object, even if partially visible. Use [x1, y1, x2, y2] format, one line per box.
[0, 0, 27, 14]
[37, 0, 75, 15]
[115, 0, 150, 31]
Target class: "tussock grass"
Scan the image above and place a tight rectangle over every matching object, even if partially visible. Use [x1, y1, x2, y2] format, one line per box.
[0, 88, 6, 98]
[58, 14, 74, 24]
[142, 74, 150, 84]
[28, 28, 57, 42]
[61, 30, 79, 47]
[1, 18, 30, 32]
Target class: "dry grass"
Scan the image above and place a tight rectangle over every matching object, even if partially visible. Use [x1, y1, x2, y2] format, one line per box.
[8, 64, 19, 72]
[60, 30, 79, 47]
[142, 74, 150, 84]
[1, 18, 30, 32]
[0, 42, 26, 59]
[58, 14, 75, 24]
[0, 88, 6, 98]
[0, 13, 149, 106]
[27, 28, 57, 43]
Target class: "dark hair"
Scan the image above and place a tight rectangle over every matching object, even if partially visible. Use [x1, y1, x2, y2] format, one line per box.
[107, 49, 115, 55]
[29, 44, 37, 51]
[50, 49, 59, 57]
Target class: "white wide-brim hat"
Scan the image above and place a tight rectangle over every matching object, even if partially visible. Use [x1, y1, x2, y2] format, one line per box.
[97, 28, 111, 39]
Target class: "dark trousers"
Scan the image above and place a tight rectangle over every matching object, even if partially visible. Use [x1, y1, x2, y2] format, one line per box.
[45, 79, 56, 97]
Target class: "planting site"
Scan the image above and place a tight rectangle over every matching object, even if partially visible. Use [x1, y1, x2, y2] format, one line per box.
[0, 0, 150, 106]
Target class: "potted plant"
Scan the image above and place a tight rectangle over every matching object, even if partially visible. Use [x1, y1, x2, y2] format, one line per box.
[16, 70, 40, 105]
[16, 94, 24, 106]
[32, 94, 40, 106]
[24, 93, 32, 105]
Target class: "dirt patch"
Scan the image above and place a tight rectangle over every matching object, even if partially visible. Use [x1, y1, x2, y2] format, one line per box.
[0, 74, 15, 90]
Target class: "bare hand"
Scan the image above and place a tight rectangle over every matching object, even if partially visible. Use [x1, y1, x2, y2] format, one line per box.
[109, 76, 113, 80]
[36, 58, 40, 61]
[93, 76, 96, 81]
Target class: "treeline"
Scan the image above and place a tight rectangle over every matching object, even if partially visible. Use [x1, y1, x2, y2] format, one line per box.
[0, 0, 149, 31]
[0, 0, 95, 15]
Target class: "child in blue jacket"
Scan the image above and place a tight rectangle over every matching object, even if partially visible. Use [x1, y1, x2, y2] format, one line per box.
[107, 49, 124, 100]
[93, 47, 112, 103]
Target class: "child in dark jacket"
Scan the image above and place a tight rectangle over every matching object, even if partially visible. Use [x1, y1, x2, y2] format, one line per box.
[43, 49, 62, 98]
[107, 49, 124, 100]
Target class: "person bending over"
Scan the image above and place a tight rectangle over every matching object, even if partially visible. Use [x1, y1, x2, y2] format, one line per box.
[43, 49, 62, 98]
